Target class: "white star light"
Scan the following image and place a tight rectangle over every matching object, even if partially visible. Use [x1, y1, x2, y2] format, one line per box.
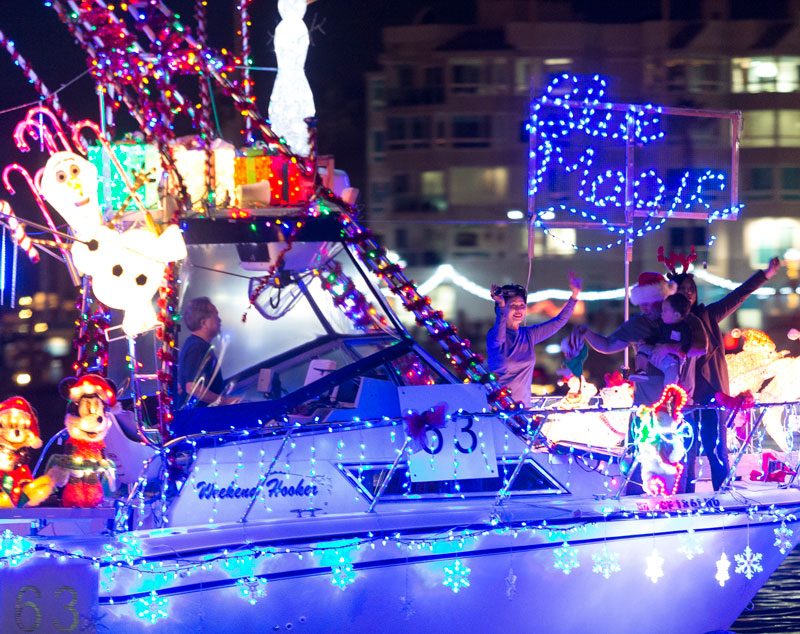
[734, 545, 764, 580]
[678, 529, 704, 560]
[553, 541, 580, 575]
[645, 548, 664, 583]
[591, 546, 621, 579]
[716, 552, 731, 587]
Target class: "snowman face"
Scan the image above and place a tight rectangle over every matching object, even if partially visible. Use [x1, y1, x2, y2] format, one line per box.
[39, 152, 102, 236]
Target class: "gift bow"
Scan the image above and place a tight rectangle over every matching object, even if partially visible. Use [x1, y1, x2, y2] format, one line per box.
[404, 403, 448, 449]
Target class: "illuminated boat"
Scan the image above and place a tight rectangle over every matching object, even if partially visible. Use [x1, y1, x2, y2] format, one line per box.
[1, 210, 795, 634]
[0, 4, 798, 634]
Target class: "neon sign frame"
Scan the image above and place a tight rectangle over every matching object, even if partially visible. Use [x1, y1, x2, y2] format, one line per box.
[527, 74, 742, 253]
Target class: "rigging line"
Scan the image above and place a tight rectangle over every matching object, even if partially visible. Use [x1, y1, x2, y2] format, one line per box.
[0, 213, 86, 244]
[186, 261, 258, 280]
[0, 69, 91, 118]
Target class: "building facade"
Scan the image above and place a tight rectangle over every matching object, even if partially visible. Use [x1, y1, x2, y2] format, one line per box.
[366, 0, 800, 375]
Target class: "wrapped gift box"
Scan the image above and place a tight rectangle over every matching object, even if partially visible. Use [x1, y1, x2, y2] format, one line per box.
[233, 147, 313, 205]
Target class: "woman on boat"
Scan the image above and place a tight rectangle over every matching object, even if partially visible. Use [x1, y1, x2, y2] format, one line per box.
[487, 272, 582, 408]
[673, 256, 781, 491]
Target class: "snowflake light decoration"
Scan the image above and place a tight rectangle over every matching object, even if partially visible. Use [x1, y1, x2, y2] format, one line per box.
[400, 595, 415, 620]
[591, 546, 621, 579]
[774, 522, 794, 554]
[331, 557, 356, 590]
[442, 559, 471, 593]
[734, 545, 763, 580]
[236, 575, 268, 605]
[645, 548, 664, 583]
[553, 541, 580, 575]
[716, 552, 731, 587]
[678, 529, 704, 560]
[505, 567, 518, 600]
[135, 591, 169, 624]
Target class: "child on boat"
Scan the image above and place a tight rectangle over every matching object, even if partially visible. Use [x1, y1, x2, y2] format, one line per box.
[630, 293, 693, 386]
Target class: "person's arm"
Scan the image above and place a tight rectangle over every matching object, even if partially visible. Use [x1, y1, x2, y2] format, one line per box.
[572, 325, 629, 354]
[487, 285, 509, 351]
[706, 257, 780, 323]
[529, 271, 582, 344]
[184, 381, 239, 406]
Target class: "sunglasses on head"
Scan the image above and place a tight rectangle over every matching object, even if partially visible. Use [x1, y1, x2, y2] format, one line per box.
[501, 284, 527, 300]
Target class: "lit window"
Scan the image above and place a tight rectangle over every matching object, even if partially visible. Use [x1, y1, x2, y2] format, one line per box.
[33, 323, 48, 333]
[421, 171, 447, 211]
[741, 110, 775, 147]
[18, 309, 32, 320]
[544, 228, 577, 256]
[732, 57, 800, 93]
[449, 167, 508, 205]
[745, 218, 800, 268]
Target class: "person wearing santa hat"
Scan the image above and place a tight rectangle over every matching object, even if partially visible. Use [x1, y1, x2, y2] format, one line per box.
[572, 271, 707, 406]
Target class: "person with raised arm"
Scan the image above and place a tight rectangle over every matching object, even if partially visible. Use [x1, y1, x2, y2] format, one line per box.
[487, 272, 582, 408]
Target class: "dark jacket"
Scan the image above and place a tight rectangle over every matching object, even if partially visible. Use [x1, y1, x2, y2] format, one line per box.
[692, 270, 768, 404]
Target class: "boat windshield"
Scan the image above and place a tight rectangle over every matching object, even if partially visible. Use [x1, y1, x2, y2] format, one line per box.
[168, 217, 455, 418]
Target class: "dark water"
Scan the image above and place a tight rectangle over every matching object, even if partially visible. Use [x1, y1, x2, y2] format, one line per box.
[731, 544, 800, 633]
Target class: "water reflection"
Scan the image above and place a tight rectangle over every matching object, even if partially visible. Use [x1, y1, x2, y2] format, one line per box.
[732, 544, 800, 633]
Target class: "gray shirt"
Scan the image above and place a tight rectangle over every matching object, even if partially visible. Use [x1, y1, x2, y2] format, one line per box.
[610, 313, 706, 405]
[487, 297, 577, 407]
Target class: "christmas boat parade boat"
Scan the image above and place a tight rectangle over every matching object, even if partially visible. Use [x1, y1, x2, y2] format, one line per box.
[0, 4, 799, 634]
[0, 206, 797, 634]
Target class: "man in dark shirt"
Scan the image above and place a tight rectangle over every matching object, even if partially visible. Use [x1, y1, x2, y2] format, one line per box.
[176, 296, 240, 409]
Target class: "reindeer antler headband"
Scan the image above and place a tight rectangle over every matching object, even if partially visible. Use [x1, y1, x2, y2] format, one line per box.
[657, 245, 697, 279]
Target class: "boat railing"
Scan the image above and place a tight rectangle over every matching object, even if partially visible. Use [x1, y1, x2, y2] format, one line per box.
[118, 399, 800, 525]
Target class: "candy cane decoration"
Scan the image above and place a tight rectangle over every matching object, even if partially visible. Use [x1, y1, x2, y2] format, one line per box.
[2, 163, 77, 281]
[14, 106, 72, 155]
[0, 200, 39, 263]
[0, 28, 73, 133]
[239, 0, 254, 144]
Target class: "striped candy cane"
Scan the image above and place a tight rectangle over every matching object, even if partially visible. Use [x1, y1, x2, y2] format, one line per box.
[0, 200, 39, 263]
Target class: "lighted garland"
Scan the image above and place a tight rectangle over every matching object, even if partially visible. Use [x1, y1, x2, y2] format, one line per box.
[73, 287, 111, 377]
[314, 260, 388, 331]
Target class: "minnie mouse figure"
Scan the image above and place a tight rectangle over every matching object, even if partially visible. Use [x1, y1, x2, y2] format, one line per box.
[48, 375, 117, 508]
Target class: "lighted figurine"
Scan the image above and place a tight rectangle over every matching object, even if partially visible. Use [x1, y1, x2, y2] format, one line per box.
[633, 384, 693, 497]
[38, 150, 187, 335]
[0, 397, 53, 507]
[48, 375, 117, 508]
[268, 0, 315, 155]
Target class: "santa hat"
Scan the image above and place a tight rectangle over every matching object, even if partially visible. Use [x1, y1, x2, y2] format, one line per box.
[0, 396, 39, 437]
[652, 384, 688, 422]
[630, 271, 677, 306]
[63, 374, 116, 407]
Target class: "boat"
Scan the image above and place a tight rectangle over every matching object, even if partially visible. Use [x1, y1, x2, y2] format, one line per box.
[0, 4, 798, 634]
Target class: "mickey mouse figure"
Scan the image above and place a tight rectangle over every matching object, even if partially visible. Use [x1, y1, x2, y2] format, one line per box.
[48, 375, 117, 508]
[0, 396, 53, 507]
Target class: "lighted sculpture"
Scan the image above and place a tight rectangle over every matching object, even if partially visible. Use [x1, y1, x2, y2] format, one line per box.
[632, 384, 693, 497]
[268, 0, 315, 155]
[0, 397, 53, 507]
[725, 329, 800, 452]
[48, 375, 117, 508]
[541, 373, 634, 449]
[39, 151, 187, 335]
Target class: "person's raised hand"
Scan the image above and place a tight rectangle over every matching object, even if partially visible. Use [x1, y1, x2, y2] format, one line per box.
[568, 271, 582, 299]
[490, 284, 505, 308]
[764, 257, 781, 280]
